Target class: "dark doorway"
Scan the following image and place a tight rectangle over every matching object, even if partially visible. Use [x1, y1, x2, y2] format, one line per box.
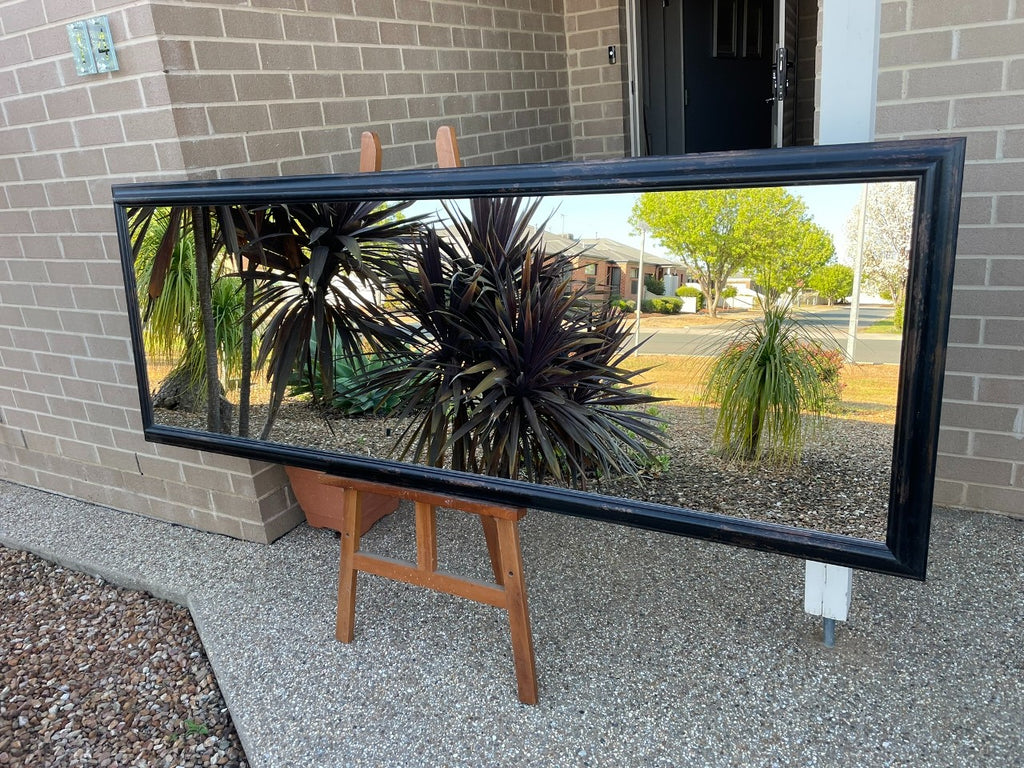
[638, 0, 776, 155]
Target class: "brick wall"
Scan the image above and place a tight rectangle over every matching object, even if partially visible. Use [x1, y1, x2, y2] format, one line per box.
[0, 0, 577, 543]
[876, 1, 1024, 518]
[0, 2, 299, 541]
[564, 0, 628, 159]
[152, 0, 573, 174]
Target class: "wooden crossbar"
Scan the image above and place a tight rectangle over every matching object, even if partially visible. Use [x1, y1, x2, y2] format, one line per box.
[320, 474, 538, 704]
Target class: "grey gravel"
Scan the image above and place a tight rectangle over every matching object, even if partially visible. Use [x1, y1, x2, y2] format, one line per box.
[0, 547, 247, 766]
[0, 479, 1021, 767]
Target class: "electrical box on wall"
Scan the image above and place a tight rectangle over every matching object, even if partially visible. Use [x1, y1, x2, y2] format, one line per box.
[67, 16, 119, 77]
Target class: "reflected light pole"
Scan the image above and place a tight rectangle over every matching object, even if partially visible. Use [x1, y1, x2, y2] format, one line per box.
[634, 224, 647, 353]
[846, 184, 869, 363]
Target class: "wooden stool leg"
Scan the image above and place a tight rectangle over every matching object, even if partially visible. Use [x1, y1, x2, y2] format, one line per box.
[494, 517, 538, 704]
[479, 515, 504, 585]
[336, 487, 362, 643]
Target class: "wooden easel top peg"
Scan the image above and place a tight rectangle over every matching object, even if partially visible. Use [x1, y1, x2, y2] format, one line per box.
[358, 131, 382, 173]
[359, 126, 461, 172]
[435, 125, 462, 169]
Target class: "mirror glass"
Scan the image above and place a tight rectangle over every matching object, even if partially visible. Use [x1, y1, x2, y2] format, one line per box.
[131, 182, 913, 543]
[114, 139, 965, 578]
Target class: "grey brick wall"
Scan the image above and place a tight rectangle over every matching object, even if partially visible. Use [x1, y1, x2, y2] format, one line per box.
[877, 0, 1024, 519]
[0, 0, 577, 542]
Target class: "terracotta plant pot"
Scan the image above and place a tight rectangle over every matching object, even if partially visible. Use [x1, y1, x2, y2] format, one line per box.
[284, 466, 398, 536]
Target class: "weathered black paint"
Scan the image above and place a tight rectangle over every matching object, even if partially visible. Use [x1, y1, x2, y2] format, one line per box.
[113, 138, 965, 580]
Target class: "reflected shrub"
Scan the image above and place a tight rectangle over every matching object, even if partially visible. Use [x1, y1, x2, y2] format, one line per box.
[701, 302, 836, 465]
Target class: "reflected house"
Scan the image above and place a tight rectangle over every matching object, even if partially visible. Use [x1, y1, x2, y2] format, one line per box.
[543, 232, 686, 303]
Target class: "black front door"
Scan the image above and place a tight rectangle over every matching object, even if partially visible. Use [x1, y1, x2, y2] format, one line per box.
[639, 0, 775, 155]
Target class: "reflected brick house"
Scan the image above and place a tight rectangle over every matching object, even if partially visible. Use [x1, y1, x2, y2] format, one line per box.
[1, 1, 1021, 540]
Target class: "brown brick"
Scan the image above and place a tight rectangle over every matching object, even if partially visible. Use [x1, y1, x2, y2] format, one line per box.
[947, 342, 1024, 377]
[7, 183, 47, 208]
[1004, 129, 1024, 159]
[368, 97, 409, 122]
[165, 73, 236, 105]
[151, 4, 225, 36]
[14, 61, 57, 97]
[343, 72, 386, 98]
[360, 45, 403, 70]
[179, 136, 248, 168]
[208, 103, 270, 133]
[957, 21, 1024, 59]
[963, 484, 1024, 516]
[988, 259, 1024, 287]
[954, 95, 1024, 129]
[354, 0, 396, 18]
[379, 21, 417, 46]
[910, 0, 1009, 29]
[259, 42, 315, 70]
[876, 100, 950, 134]
[962, 161, 1024, 194]
[995, 196, 1024, 224]
[2, 0, 41, 34]
[384, 72, 424, 95]
[32, 121, 76, 151]
[418, 24, 453, 48]
[269, 101, 324, 129]
[44, 180, 89, 207]
[323, 99, 370, 127]
[194, 40, 261, 71]
[234, 73, 293, 101]
[5, 94, 46, 125]
[878, 30, 952, 67]
[335, 18, 380, 45]
[283, 13, 338, 42]
[973, 432, 1024, 462]
[941, 372, 976, 401]
[880, 1, 908, 34]
[951, 255, 995, 287]
[947, 317, 982, 345]
[312, 44, 362, 71]
[958, 195, 991, 225]
[299, 127, 346, 155]
[906, 61, 1004, 99]
[279, 156, 331, 175]
[245, 132, 302, 162]
[941, 401, 1021, 432]
[937, 454, 1013, 485]
[957, 226, 1024, 256]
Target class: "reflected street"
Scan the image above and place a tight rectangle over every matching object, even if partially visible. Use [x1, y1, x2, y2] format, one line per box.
[636, 305, 903, 364]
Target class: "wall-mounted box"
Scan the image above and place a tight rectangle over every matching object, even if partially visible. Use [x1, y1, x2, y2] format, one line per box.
[67, 16, 119, 76]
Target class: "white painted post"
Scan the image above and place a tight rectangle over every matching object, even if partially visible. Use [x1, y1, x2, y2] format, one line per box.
[805, 0, 881, 644]
[804, 561, 853, 646]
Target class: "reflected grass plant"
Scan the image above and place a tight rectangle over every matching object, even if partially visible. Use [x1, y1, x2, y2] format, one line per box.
[701, 300, 838, 465]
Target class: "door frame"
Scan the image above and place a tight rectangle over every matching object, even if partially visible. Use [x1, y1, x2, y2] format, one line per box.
[627, 0, 787, 156]
[626, 0, 688, 157]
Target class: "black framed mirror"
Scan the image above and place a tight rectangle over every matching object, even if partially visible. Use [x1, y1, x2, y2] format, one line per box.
[114, 138, 965, 579]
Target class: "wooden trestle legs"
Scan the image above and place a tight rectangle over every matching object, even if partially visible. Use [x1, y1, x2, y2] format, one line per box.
[319, 475, 539, 705]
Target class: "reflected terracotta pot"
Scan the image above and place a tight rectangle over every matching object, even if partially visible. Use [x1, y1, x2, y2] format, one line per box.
[284, 466, 398, 536]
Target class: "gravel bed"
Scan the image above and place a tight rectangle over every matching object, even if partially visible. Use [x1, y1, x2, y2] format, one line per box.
[0, 547, 247, 767]
[162, 402, 893, 541]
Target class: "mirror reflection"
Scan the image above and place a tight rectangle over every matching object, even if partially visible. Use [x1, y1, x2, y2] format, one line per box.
[130, 181, 914, 543]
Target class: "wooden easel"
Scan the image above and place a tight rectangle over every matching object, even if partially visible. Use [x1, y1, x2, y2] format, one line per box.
[322, 127, 538, 705]
[320, 475, 537, 704]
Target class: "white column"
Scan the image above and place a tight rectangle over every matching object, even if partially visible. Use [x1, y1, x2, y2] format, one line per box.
[804, 0, 881, 641]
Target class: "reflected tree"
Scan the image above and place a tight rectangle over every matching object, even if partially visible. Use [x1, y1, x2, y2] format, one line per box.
[845, 181, 915, 329]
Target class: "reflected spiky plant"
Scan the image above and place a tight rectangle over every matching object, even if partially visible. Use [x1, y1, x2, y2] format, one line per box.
[131, 207, 246, 406]
[701, 299, 835, 465]
[363, 197, 666, 487]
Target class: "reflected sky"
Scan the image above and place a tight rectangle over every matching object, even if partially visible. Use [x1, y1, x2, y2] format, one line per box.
[409, 184, 864, 263]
